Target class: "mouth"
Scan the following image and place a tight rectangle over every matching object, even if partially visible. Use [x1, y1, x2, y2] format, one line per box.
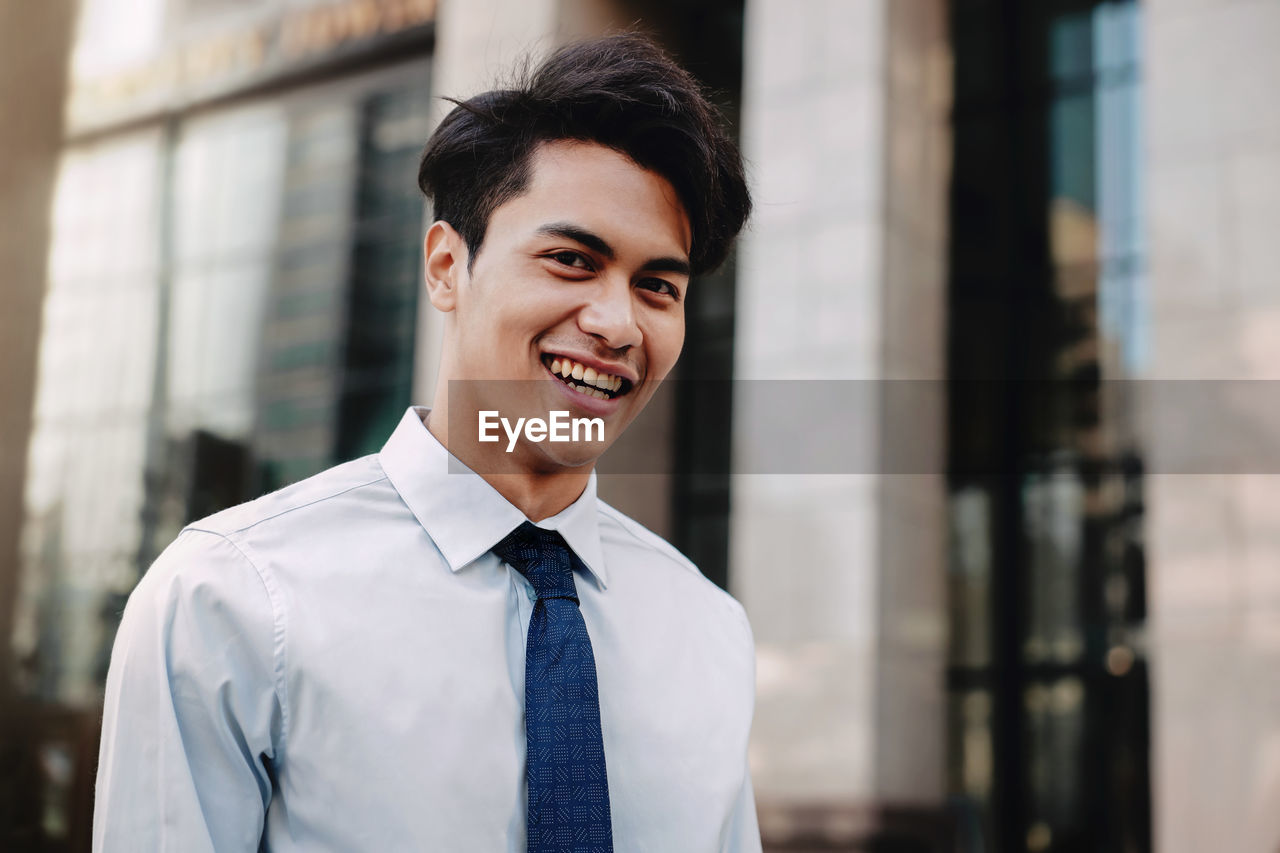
[541, 353, 635, 401]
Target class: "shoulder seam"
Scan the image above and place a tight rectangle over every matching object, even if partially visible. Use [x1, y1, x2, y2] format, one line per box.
[596, 501, 702, 576]
[179, 528, 291, 754]
[596, 503, 688, 560]
[190, 472, 389, 537]
[598, 501, 750, 612]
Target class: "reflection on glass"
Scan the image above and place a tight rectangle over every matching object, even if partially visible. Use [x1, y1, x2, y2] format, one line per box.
[15, 71, 431, 712]
[255, 103, 359, 490]
[947, 1, 1149, 851]
[1048, 1, 1146, 382]
[1022, 461, 1084, 665]
[168, 103, 287, 440]
[336, 87, 430, 461]
[949, 486, 992, 668]
[16, 130, 164, 706]
[1024, 677, 1085, 839]
[947, 689, 993, 852]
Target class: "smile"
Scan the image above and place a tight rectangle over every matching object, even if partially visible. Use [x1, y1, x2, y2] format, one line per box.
[541, 354, 633, 400]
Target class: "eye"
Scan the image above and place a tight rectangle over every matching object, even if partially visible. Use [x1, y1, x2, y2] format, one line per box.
[638, 278, 680, 299]
[547, 250, 592, 271]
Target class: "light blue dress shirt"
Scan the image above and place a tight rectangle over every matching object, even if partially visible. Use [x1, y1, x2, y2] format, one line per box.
[94, 406, 761, 852]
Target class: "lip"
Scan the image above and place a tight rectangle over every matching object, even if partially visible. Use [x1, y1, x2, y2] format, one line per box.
[541, 350, 639, 386]
[542, 361, 625, 418]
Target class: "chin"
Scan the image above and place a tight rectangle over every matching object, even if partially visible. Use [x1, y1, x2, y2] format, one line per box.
[534, 443, 609, 472]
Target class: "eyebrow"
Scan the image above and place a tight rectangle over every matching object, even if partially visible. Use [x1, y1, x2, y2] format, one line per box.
[535, 221, 692, 277]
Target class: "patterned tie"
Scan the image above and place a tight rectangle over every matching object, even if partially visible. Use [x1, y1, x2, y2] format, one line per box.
[492, 521, 614, 853]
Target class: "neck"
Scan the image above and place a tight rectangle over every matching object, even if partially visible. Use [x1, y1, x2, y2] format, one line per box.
[423, 403, 592, 523]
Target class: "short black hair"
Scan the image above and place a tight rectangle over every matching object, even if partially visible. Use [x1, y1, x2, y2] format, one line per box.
[417, 32, 751, 277]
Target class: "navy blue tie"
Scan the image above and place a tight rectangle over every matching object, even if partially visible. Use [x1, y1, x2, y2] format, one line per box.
[493, 522, 614, 853]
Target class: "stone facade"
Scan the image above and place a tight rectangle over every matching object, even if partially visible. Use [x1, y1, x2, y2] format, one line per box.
[733, 0, 952, 845]
[1145, 1, 1280, 851]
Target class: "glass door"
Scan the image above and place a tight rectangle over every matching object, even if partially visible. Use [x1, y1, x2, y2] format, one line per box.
[946, 2, 1150, 851]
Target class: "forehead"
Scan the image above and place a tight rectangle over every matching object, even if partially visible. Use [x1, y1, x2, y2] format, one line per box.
[489, 140, 692, 260]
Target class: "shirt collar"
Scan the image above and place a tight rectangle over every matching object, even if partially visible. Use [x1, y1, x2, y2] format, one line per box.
[378, 406, 609, 589]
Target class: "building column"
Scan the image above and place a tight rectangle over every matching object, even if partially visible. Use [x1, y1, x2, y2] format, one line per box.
[411, 0, 562, 412]
[733, 0, 952, 846]
[1144, 2, 1280, 852]
[0, 0, 76, 707]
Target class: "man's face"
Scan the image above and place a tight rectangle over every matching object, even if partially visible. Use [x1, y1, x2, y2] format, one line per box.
[431, 140, 692, 470]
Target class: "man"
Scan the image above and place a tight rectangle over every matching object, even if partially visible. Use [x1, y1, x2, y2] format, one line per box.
[94, 33, 758, 852]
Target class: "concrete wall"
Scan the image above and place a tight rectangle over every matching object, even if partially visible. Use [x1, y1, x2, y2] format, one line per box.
[1144, 1, 1280, 852]
[733, 0, 950, 842]
[875, 0, 951, 807]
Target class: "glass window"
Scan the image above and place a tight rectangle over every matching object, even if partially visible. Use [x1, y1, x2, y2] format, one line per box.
[947, 2, 1150, 851]
[15, 130, 165, 705]
[14, 62, 432, 711]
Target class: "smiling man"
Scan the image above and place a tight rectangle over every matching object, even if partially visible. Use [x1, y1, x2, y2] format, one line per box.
[423, 137, 695, 510]
[94, 33, 757, 853]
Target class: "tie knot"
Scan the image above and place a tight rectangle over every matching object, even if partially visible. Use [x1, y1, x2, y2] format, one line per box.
[492, 521, 580, 602]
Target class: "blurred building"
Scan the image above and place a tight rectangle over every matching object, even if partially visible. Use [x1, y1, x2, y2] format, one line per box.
[0, 0, 80, 846]
[3, 0, 1279, 851]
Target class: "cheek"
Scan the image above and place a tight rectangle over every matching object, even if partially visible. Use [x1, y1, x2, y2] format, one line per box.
[645, 313, 686, 373]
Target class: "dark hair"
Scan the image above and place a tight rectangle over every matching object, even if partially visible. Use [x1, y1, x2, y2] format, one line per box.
[416, 32, 751, 276]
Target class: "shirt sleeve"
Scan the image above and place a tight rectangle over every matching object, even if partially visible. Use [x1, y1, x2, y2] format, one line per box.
[721, 763, 763, 852]
[721, 598, 763, 852]
[93, 529, 286, 853]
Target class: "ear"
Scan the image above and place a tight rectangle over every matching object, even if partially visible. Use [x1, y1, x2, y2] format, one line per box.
[423, 220, 468, 313]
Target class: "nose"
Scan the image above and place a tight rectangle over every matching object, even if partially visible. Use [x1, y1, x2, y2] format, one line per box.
[577, 276, 641, 350]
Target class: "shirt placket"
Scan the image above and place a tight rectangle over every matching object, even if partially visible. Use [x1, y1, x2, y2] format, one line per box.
[508, 563, 538, 636]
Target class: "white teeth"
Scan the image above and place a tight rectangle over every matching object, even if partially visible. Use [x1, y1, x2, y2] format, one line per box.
[548, 356, 627, 396]
[592, 389, 607, 399]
